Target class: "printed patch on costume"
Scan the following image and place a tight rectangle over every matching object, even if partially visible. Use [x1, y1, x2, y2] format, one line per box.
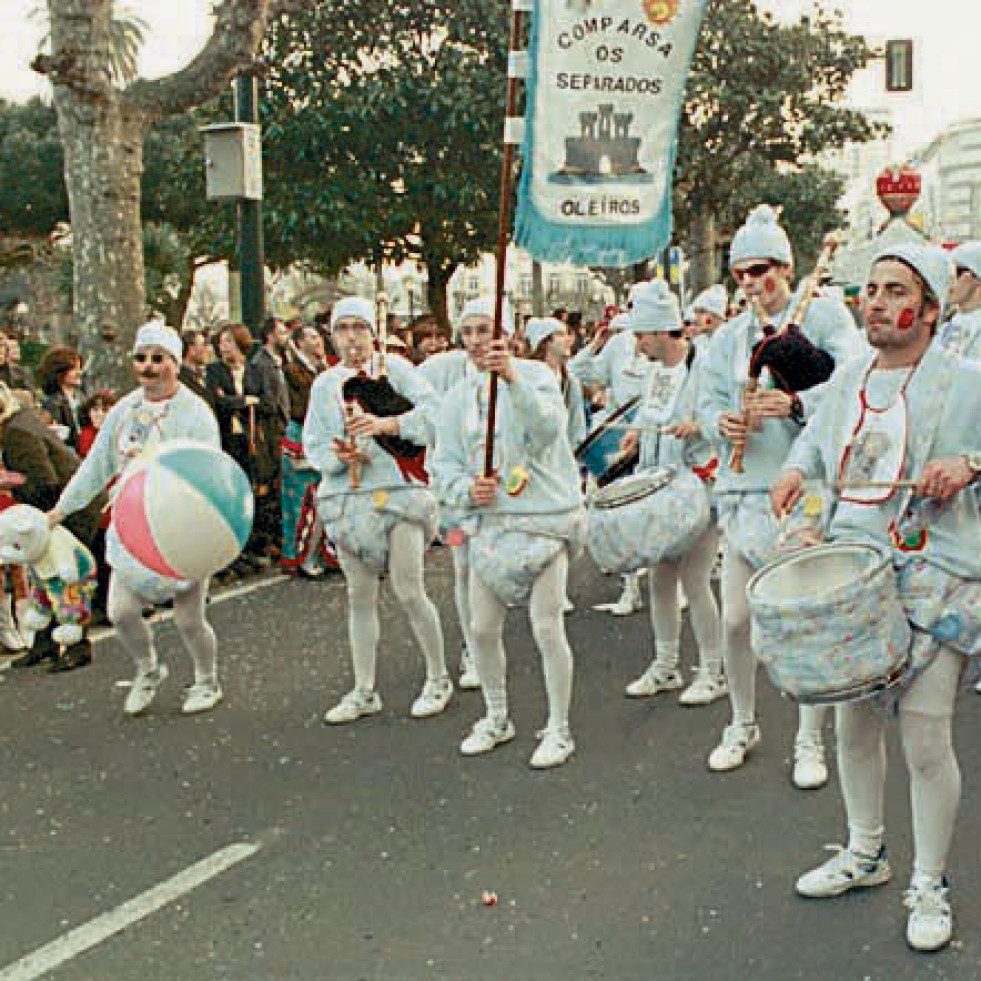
[372, 490, 389, 510]
[889, 519, 928, 553]
[505, 466, 530, 497]
[444, 529, 465, 547]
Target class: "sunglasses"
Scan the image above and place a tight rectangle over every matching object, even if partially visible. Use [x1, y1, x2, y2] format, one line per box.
[732, 262, 774, 283]
[132, 353, 167, 365]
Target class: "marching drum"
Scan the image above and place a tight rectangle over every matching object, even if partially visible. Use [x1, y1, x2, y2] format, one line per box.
[586, 467, 710, 576]
[575, 399, 639, 486]
[748, 542, 912, 704]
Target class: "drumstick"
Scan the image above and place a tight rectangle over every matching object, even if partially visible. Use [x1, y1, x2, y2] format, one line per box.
[834, 479, 919, 491]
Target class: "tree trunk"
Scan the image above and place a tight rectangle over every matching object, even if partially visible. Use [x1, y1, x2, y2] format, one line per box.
[689, 211, 719, 294]
[426, 263, 452, 335]
[531, 260, 544, 316]
[46, 0, 142, 388]
[40, 0, 269, 388]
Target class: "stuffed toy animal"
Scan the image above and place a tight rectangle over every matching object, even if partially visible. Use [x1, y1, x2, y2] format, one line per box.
[0, 504, 97, 651]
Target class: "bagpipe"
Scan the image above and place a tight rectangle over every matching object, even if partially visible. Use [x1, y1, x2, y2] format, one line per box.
[341, 292, 426, 464]
[729, 232, 842, 474]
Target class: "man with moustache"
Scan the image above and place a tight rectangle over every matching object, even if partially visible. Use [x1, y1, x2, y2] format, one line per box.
[771, 244, 981, 952]
[48, 322, 223, 717]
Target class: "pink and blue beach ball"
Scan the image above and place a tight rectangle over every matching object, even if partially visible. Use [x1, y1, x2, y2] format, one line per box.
[113, 440, 254, 581]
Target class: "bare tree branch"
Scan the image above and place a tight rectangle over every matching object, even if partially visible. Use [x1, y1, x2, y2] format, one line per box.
[125, 0, 270, 122]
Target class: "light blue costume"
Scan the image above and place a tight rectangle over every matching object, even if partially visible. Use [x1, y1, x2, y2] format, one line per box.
[302, 353, 438, 573]
[784, 344, 981, 684]
[57, 384, 220, 603]
[699, 292, 865, 567]
[937, 308, 981, 360]
[569, 329, 650, 413]
[432, 360, 584, 607]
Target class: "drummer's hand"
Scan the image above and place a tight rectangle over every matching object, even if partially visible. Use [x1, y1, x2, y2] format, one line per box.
[665, 420, 700, 441]
[485, 339, 517, 383]
[744, 389, 794, 419]
[770, 469, 805, 518]
[346, 412, 397, 439]
[470, 473, 500, 507]
[916, 458, 973, 502]
[719, 412, 748, 444]
[619, 430, 639, 457]
[46, 508, 65, 529]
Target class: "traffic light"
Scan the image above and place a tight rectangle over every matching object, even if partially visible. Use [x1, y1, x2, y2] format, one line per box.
[885, 39, 914, 93]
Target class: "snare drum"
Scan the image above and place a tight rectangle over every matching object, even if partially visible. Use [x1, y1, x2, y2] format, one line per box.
[575, 398, 639, 485]
[748, 542, 912, 704]
[586, 468, 711, 575]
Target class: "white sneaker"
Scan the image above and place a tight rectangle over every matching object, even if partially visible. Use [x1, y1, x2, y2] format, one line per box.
[625, 663, 684, 698]
[905, 879, 953, 952]
[678, 671, 728, 706]
[708, 722, 761, 772]
[610, 582, 643, 616]
[182, 682, 224, 715]
[324, 688, 382, 725]
[123, 664, 170, 716]
[459, 648, 481, 690]
[460, 715, 515, 756]
[793, 736, 828, 790]
[530, 726, 575, 769]
[796, 845, 891, 898]
[410, 676, 453, 718]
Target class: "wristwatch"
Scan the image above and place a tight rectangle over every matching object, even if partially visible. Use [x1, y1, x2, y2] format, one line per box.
[961, 453, 981, 481]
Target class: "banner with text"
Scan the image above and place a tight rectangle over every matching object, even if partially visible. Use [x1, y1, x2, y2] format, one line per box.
[515, 0, 708, 268]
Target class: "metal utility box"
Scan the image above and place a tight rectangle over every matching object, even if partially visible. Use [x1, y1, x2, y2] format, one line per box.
[201, 123, 263, 200]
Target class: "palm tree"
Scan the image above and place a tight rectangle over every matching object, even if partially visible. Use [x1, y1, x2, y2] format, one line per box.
[30, 3, 149, 87]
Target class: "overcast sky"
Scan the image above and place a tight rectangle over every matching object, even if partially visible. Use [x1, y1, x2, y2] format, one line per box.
[1, 0, 979, 155]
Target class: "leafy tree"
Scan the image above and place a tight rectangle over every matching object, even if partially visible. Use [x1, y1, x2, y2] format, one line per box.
[260, 0, 509, 329]
[34, 0, 270, 386]
[675, 0, 884, 290]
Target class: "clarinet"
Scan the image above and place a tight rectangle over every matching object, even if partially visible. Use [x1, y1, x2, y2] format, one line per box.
[729, 232, 841, 474]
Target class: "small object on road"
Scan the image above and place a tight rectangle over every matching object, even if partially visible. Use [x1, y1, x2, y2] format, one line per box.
[482, 890, 498, 907]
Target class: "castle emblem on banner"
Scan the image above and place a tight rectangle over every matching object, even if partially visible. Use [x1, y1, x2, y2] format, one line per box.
[550, 104, 653, 185]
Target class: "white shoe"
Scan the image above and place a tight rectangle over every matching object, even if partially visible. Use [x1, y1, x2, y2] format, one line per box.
[610, 583, 643, 616]
[793, 736, 828, 790]
[678, 671, 728, 706]
[708, 722, 761, 772]
[796, 845, 891, 898]
[459, 648, 481, 690]
[625, 663, 683, 698]
[124, 664, 169, 716]
[530, 726, 575, 769]
[905, 879, 953, 952]
[460, 715, 515, 756]
[410, 676, 453, 718]
[324, 688, 382, 725]
[975, 677, 981, 694]
[182, 682, 224, 715]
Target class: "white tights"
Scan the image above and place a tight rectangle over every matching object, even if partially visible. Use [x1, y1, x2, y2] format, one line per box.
[649, 524, 721, 674]
[336, 522, 447, 691]
[469, 548, 573, 731]
[451, 544, 476, 657]
[720, 545, 828, 740]
[837, 647, 962, 883]
[107, 573, 216, 684]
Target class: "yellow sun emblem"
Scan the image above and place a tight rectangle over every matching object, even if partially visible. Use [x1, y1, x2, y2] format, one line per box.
[642, 0, 680, 25]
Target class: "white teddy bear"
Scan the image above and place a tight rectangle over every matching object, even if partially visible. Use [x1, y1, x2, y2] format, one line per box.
[0, 504, 98, 647]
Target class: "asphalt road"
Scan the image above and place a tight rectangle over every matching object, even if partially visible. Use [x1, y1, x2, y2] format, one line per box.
[3, 552, 981, 981]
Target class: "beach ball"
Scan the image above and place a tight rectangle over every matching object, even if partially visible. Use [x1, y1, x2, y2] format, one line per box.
[112, 440, 253, 581]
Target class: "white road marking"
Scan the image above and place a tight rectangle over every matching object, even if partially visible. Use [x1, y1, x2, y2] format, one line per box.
[89, 573, 288, 644]
[0, 842, 261, 981]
